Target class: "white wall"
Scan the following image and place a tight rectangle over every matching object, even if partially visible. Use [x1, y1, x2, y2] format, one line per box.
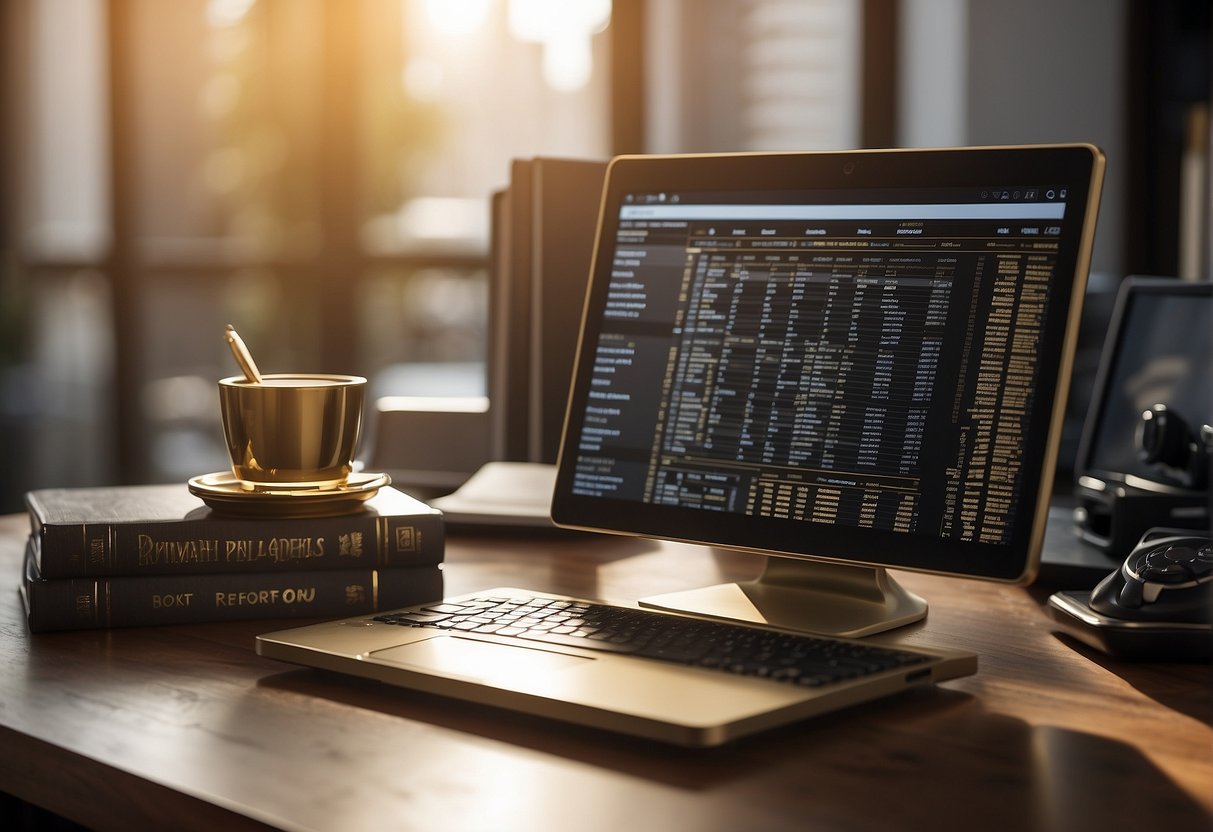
[899, 0, 1127, 284]
[967, 0, 1125, 284]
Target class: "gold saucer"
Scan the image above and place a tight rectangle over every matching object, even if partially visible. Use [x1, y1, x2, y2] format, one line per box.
[188, 471, 391, 518]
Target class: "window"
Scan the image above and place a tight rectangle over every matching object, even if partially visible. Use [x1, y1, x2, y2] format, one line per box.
[644, 0, 863, 153]
[1, 0, 614, 506]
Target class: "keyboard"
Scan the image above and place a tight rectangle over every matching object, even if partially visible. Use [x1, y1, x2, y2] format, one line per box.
[374, 594, 930, 688]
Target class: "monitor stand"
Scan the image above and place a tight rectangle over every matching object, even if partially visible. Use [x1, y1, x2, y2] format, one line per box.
[639, 556, 928, 638]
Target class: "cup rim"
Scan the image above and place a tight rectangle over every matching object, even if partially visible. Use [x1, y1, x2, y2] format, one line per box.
[219, 373, 367, 387]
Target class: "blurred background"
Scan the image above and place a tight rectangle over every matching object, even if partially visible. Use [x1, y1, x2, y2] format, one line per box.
[0, 0, 1209, 513]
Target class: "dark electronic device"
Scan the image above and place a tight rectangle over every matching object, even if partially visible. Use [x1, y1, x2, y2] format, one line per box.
[1072, 278, 1212, 556]
[551, 144, 1106, 636]
[1047, 528, 1213, 660]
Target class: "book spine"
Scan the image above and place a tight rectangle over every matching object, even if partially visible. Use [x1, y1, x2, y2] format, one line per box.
[36, 512, 444, 578]
[24, 565, 444, 633]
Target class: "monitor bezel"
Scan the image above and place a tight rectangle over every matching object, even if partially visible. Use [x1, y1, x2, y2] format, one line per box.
[551, 145, 1105, 584]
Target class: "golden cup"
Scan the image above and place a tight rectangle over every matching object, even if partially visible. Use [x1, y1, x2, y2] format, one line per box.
[218, 374, 366, 490]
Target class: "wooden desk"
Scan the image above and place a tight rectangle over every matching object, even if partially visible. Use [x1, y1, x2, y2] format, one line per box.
[0, 512, 1208, 831]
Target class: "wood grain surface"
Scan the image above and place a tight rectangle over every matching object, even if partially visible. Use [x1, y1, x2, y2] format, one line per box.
[0, 512, 1208, 832]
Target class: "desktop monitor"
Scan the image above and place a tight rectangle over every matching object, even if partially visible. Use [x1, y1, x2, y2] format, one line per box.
[1073, 276, 1212, 553]
[1078, 278, 1212, 489]
[551, 145, 1106, 636]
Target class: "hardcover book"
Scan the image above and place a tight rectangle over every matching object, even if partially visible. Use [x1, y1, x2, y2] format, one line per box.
[21, 536, 443, 632]
[26, 483, 444, 578]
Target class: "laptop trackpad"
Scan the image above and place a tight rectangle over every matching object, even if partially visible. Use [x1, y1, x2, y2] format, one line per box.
[370, 635, 591, 685]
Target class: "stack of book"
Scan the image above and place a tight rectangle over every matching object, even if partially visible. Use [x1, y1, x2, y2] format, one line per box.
[20, 483, 444, 632]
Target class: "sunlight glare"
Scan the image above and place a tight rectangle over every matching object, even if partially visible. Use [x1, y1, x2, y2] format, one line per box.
[543, 35, 594, 92]
[507, 0, 611, 43]
[206, 0, 257, 29]
[423, 0, 492, 37]
[506, 0, 610, 91]
[403, 57, 445, 101]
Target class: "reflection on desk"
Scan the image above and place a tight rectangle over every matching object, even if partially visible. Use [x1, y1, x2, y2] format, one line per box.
[0, 512, 1208, 832]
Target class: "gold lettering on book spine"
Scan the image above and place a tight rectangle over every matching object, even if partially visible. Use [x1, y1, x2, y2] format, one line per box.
[75, 589, 93, 624]
[88, 537, 106, 568]
[395, 526, 419, 553]
[138, 535, 223, 567]
[136, 535, 331, 567]
[224, 537, 327, 564]
[152, 592, 195, 608]
[337, 532, 364, 558]
[213, 587, 318, 607]
[78, 526, 113, 570]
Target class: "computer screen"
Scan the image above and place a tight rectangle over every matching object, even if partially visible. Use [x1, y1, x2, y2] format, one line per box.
[1079, 277, 1212, 490]
[551, 146, 1105, 636]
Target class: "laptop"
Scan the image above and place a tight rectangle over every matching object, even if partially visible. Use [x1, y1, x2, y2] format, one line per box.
[258, 145, 1105, 746]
